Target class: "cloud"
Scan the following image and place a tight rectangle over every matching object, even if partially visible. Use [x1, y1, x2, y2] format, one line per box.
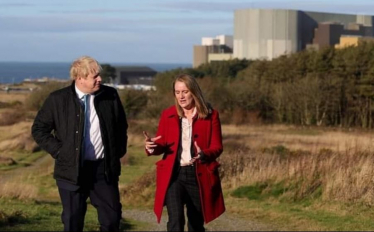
[0, 3, 34, 7]
[0, 15, 231, 33]
[0, 30, 196, 63]
[39, 8, 167, 14]
[155, 1, 374, 15]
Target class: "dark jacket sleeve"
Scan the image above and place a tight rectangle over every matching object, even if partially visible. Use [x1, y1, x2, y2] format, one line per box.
[31, 94, 62, 158]
[114, 90, 128, 158]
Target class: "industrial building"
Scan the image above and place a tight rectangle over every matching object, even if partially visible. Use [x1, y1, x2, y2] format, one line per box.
[111, 66, 157, 90]
[193, 35, 233, 68]
[233, 9, 374, 60]
[193, 9, 374, 66]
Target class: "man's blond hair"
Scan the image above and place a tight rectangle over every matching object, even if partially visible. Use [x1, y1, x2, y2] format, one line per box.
[70, 56, 102, 80]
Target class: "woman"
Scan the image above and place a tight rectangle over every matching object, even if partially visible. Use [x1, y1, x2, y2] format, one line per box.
[143, 74, 225, 231]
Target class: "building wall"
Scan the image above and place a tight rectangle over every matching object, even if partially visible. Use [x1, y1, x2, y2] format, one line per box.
[234, 9, 298, 60]
[193, 45, 209, 68]
[335, 36, 374, 49]
[216, 35, 233, 49]
[202, 37, 219, 46]
[335, 36, 360, 49]
[234, 8, 374, 60]
[208, 53, 233, 62]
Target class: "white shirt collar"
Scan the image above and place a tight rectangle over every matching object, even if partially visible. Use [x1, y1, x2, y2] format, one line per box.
[75, 85, 87, 99]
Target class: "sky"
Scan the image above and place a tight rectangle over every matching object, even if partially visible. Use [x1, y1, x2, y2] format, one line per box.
[1, 0, 374, 64]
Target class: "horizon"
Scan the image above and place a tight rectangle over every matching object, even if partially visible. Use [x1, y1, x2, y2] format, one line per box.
[0, 61, 192, 65]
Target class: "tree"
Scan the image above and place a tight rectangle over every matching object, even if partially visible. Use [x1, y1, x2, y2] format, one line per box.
[100, 64, 116, 83]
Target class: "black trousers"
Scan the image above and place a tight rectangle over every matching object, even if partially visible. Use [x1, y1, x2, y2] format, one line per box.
[58, 159, 122, 232]
[165, 165, 205, 232]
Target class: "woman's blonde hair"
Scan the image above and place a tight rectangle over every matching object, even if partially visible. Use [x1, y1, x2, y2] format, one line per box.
[70, 56, 102, 80]
[173, 74, 210, 119]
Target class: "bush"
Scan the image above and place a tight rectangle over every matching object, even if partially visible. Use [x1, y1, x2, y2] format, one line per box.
[0, 109, 26, 126]
[25, 82, 69, 111]
[119, 89, 149, 119]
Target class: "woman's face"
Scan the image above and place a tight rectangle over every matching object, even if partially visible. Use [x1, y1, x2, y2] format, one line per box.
[174, 81, 194, 110]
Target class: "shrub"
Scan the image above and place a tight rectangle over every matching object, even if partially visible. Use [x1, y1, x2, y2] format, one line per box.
[0, 109, 26, 126]
[119, 89, 148, 119]
[25, 82, 69, 111]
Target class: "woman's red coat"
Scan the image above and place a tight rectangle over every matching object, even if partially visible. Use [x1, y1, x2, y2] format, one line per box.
[146, 106, 225, 224]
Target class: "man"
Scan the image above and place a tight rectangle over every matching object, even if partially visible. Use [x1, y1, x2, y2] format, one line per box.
[32, 56, 128, 232]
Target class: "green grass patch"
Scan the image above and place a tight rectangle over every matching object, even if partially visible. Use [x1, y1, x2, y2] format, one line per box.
[0, 151, 46, 171]
[119, 144, 159, 186]
[231, 181, 290, 201]
[227, 188, 374, 231]
[0, 198, 150, 231]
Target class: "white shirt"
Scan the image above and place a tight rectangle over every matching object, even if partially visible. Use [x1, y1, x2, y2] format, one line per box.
[146, 108, 197, 166]
[75, 85, 104, 160]
[180, 107, 197, 166]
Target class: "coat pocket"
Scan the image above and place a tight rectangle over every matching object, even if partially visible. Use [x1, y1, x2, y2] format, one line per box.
[207, 161, 221, 190]
[156, 160, 167, 184]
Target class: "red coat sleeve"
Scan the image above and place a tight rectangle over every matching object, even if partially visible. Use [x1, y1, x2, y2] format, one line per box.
[201, 110, 223, 161]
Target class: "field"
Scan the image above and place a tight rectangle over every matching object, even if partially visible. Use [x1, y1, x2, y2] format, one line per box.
[2, 89, 374, 230]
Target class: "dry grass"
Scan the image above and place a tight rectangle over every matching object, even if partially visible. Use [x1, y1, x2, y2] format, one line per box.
[0, 182, 38, 199]
[0, 92, 30, 104]
[222, 124, 374, 153]
[220, 124, 374, 205]
[0, 121, 36, 152]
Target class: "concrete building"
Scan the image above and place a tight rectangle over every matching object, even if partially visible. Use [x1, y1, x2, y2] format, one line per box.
[335, 35, 374, 49]
[309, 22, 374, 50]
[193, 35, 233, 68]
[234, 9, 374, 60]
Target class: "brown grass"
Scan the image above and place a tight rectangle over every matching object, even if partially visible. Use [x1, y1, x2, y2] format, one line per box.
[0, 121, 36, 152]
[0, 92, 30, 103]
[219, 124, 374, 204]
[222, 124, 374, 153]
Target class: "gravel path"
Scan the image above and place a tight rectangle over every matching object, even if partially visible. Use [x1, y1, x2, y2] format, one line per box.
[123, 209, 273, 231]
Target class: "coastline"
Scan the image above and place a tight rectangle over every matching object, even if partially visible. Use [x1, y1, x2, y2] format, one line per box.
[0, 62, 191, 84]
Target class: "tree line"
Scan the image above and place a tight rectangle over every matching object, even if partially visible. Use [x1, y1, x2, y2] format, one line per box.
[27, 41, 374, 128]
[122, 41, 374, 128]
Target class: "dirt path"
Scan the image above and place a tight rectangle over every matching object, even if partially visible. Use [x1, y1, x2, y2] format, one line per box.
[123, 209, 273, 231]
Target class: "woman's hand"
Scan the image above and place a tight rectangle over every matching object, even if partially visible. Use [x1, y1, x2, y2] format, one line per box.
[190, 141, 202, 164]
[143, 131, 161, 151]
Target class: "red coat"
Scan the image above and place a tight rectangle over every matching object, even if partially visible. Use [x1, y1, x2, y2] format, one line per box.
[146, 106, 225, 224]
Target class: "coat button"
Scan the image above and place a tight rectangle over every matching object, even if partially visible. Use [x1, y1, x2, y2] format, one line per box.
[76, 131, 78, 133]
[77, 114, 79, 117]
[75, 148, 78, 151]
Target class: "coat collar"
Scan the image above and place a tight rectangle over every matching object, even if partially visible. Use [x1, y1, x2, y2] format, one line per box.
[69, 81, 104, 97]
[165, 105, 199, 121]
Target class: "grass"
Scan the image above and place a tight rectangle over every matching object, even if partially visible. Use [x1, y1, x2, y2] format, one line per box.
[4, 110, 374, 230]
[0, 151, 45, 171]
[0, 198, 147, 231]
[226, 194, 374, 231]
[119, 143, 159, 186]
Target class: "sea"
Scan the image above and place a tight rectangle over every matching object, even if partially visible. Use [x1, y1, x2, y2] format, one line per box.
[0, 62, 192, 84]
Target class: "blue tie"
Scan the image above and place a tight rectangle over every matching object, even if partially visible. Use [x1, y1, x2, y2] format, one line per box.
[83, 94, 89, 138]
[81, 94, 89, 165]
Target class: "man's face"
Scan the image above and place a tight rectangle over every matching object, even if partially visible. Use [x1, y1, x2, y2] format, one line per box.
[76, 69, 102, 94]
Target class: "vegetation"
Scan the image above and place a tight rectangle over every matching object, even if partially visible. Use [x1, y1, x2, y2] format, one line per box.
[114, 41, 374, 127]
[101, 64, 117, 83]
[4, 42, 374, 230]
